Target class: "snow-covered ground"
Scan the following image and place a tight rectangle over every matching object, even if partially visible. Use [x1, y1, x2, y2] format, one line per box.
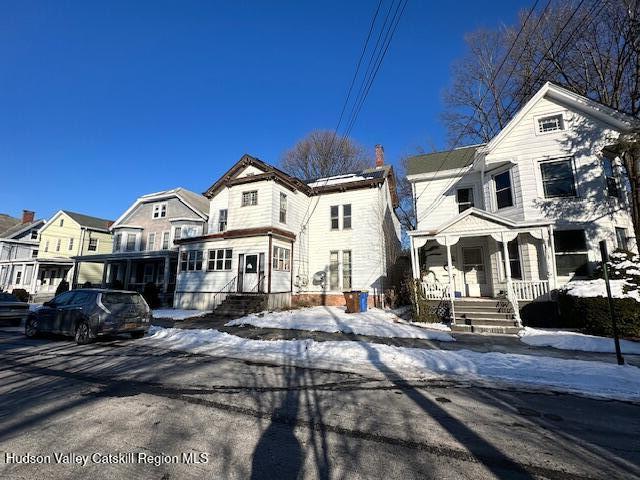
[152, 309, 208, 320]
[225, 306, 454, 341]
[142, 326, 640, 401]
[563, 279, 640, 302]
[520, 327, 640, 355]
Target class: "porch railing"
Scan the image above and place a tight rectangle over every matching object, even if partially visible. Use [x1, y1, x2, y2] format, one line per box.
[210, 275, 238, 310]
[512, 280, 550, 301]
[420, 281, 447, 300]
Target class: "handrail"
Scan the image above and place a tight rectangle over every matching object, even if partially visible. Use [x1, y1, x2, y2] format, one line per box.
[211, 275, 238, 309]
[249, 272, 266, 293]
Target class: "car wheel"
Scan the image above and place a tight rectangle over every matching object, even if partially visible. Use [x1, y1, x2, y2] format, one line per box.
[74, 321, 93, 345]
[130, 331, 145, 339]
[25, 317, 39, 338]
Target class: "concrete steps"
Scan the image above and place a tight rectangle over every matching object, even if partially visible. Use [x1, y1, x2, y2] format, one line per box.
[212, 294, 267, 319]
[450, 298, 520, 334]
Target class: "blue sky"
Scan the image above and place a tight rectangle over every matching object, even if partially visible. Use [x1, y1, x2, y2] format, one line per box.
[0, 0, 530, 221]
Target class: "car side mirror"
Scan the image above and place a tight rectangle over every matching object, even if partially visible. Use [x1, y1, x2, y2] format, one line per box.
[43, 301, 54, 307]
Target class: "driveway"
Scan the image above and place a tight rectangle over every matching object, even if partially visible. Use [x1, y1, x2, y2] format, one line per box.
[1, 327, 639, 479]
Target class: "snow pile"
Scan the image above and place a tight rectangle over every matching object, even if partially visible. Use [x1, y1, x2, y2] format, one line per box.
[307, 174, 368, 188]
[143, 326, 640, 401]
[225, 306, 454, 341]
[519, 327, 640, 354]
[152, 309, 209, 320]
[562, 279, 636, 300]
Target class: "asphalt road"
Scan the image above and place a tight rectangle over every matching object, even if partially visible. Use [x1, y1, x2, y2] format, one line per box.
[0, 327, 639, 480]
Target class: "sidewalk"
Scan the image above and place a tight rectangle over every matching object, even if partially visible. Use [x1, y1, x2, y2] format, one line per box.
[153, 314, 640, 367]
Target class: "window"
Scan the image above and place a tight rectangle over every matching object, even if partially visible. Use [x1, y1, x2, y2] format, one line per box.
[242, 190, 258, 207]
[45, 240, 49, 253]
[279, 193, 287, 224]
[330, 206, 339, 230]
[143, 264, 154, 284]
[537, 114, 564, 133]
[272, 246, 290, 271]
[616, 227, 628, 250]
[31, 249, 38, 258]
[329, 251, 339, 290]
[56, 239, 61, 252]
[554, 230, 589, 276]
[114, 233, 121, 251]
[30, 230, 38, 240]
[68, 238, 74, 251]
[162, 231, 170, 249]
[342, 250, 352, 289]
[88, 238, 98, 252]
[181, 250, 203, 272]
[502, 239, 522, 280]
[603, 157, 619, 198]
[343, 204, 352, 229]
[152, 203, 167, 219]
[174, 227, 182, 241]
[15, 270, 22, 285]
[218, 209, 228, 232]
[494, 171, 513, 209]
[125, 233, 136, 252]
[540, 158, 576, 198]
[59, 218, 64, 227]
[208, 249, 233, 271]
[457, 188, 474, 213]
[147, 232, 156, 251]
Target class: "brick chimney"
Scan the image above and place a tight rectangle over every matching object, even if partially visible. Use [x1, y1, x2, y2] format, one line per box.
[375, 144, 384, 167]
[22, 210, 35, 224]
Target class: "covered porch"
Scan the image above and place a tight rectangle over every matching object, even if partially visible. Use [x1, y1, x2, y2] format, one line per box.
[72, 250, 178, 306]
[409, 209, 558, 325]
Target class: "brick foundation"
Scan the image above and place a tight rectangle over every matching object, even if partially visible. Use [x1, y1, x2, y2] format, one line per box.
[292, 293, 380, 308]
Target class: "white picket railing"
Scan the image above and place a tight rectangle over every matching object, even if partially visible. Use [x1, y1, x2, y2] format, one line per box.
[512, 280, 550, 301]
[421, 282, 447, 300]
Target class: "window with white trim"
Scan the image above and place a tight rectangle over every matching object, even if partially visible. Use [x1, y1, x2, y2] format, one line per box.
[343, 204, 351, 229]
[114, 233, 121, 251]
[56, 239, 61, 252]
[181, 250, 203, 272]
[540, 158, 576, 198]
[88, 238, 98, 252]
[494, 171, 513, 209]
[272, 246, 290, 271]
[174, 226, 182, 241]
[457, 188, 474, 213]
[125, 233, 136, 252]
[152, 203, 167, 219]
[330, 206, 339, 230]
[161, 231, 170, 249]
[554, 230, 589, 276]
[147, 232, 156, 251]
[241, 190, 258, 207]
[329, 251, 339, 290]
[59, 218, 64, 227]
[31, 249, 38, 258]
[342, 250, 352, 289]
[279, 193, 287, 224]
[537, 114, 564, 133]
[218, 209, 228, 232]
[68, 238, 74, 251]
[45, 240, 50, 252]
[30, 230, 38, 240]
[616, 227, 628, 250]
[501, 239, 522, 280]
[208, 249, 232, 271]
[603, 157, 620, 198]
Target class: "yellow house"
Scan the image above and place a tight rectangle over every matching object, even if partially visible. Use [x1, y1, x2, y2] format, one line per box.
[35, 210, 113, 300]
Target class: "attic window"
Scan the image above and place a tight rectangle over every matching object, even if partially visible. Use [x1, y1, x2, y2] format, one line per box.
[537, 114, 564, 134]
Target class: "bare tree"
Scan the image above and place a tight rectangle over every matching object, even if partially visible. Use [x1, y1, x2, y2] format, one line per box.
[280, 130, 371, 180]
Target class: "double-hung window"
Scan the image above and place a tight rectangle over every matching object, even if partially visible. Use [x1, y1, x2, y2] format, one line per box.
[554, 230, 589, 276]
[114, 233, 121, 251]
[242, 190, 258, 207]
[152, 203, 167, 219]
[502, 239, 522, 280]
[162, 232, 170, 249]
[616, 227, 628, 250]
[88, 238, 98, 252]
[181, 250, 203, 272]
[56, 239, 61, 252]
[218, 209, 228, 232]
[330, 206, 339, 230]
[602, 157, 619, 198]
[207, 249, 232, 271]
[174, 227, 182, 242]
[125, 233, 136, 252]
[457, 188, 474, 213]
[537, 114, 564, 134]
[68, 238, 74, 251]
[540, 158, 576, 198]
[494, 171, 513, 209]
[147, 232, 156, 251]
[279, 193, 287, 224]
[272, 246, 290, 271]
[343, 204, 352, 229]
[329, 251, 339, 290]
[342, 251, 352, 289]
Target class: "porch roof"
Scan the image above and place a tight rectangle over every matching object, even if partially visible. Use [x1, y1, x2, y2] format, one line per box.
[72, 250, 179, 263]
[408, 208, 553, 240]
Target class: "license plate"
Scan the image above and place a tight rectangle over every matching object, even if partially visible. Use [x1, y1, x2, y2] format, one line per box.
[122, 322, 139, 329]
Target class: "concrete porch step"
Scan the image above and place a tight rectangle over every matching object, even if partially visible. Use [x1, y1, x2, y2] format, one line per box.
[451, 324, 521, 334]
[456, 317, 518, 327]
[455, 311, 514, 320]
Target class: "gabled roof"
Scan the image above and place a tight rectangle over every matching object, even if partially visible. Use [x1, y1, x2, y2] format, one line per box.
[112, 187, 209, 228]
[0, 214, 21, 236]
[63, 211, 114, 231]
[0, 219, 45, 240]
[406, 145, 483, 177]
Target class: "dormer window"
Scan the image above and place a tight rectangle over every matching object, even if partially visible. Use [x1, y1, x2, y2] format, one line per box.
[30, 230, 38, 240]
[537, 114, 564, 134]
[494, 171, 514, 209]
[152, 203, 167, 219]
[242, 191, 258, 207]
[457, 188, 474, 213]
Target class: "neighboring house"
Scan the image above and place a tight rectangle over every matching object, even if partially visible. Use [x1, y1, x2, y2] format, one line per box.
[0, 210, 46, 295]
[174, 147, 402, 311]
[35, 210, 114, 301]
[72, 187, 209, 306]
[407, 82, 638, 330]
[0, 213, 22, 237]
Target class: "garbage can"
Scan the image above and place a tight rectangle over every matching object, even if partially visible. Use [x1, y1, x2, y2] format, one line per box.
[344, 290, 361, 313]
[359, 291, 368, 312]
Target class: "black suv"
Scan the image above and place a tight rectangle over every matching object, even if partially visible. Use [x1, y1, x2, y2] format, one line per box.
[25, 289, 152, 344]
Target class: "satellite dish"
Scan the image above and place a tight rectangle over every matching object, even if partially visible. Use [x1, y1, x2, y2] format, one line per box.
[312, 271, 326, 285]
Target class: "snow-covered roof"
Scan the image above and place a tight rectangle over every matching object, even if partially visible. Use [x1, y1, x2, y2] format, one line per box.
[305, 167, 389, 187]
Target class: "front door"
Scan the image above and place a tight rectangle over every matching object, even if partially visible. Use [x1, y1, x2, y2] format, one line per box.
[243, 254, 259, 292]
[462, 247, 487, 297]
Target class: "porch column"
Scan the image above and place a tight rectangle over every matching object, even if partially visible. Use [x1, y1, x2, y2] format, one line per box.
[445, 237, 456, 325]
[410, 236, 419, 279]
[123, 259, 132, 289]
[163, 255, 171, 294]
[101, 261, 108, 288]
[547, 225, 558, 291]
[501, 232, 521, 326]
[71, 260, 80, 289]
[30, 262, 40, 295]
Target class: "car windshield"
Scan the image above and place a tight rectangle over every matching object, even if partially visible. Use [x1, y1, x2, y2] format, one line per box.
[101, 292, 146, 308]
[0, 293, 19, 302]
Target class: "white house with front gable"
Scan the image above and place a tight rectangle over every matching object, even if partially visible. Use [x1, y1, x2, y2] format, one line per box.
[407, 82, 638, 331]
[173, 148, 402, 311]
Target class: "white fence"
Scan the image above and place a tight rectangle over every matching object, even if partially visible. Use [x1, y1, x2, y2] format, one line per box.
[512, 280, 550, 301]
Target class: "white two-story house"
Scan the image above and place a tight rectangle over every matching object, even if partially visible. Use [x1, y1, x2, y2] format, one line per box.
[174, 148, 402, 311]
[407, 82, 638, 328]
[72, 187, 209, 306]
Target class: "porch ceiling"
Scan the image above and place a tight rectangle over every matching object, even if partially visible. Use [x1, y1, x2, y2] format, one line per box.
[72, 250, 179, 263]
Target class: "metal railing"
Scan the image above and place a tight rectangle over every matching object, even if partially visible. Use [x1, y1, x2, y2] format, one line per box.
[210, 275, 238, 309]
